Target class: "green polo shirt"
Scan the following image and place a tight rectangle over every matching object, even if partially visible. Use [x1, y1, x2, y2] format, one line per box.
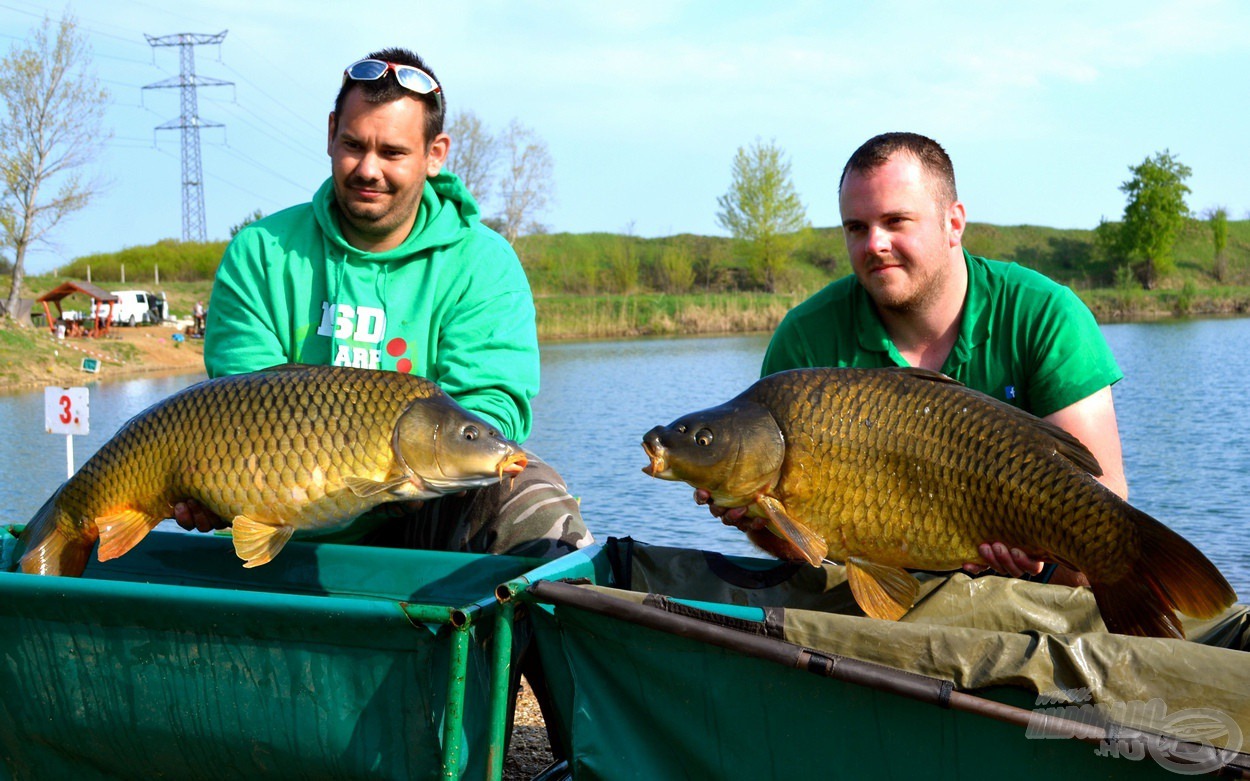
[761, 250, 1122, 417]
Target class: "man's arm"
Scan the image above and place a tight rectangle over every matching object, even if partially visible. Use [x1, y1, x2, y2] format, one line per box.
[431, 230, 540, 443]
[760, 311, 813, 377]
[1043, 385, 1127, 499]
[433, 288, 538, 443]
[203, 233, 291, 378]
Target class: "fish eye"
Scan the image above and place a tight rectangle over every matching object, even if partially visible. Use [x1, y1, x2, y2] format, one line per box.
[695, 428, 713, 446]
[463, 425, 479, 441]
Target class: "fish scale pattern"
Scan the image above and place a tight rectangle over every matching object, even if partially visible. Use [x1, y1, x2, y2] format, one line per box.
[56, 365, 445, 540]
[748, 368, 1140, 581]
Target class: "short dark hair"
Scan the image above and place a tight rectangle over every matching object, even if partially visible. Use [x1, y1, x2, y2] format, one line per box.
[839, 132, 957, 206]
[333, 47, 444, 145]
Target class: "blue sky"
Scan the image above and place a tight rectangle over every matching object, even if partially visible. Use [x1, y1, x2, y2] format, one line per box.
[3, 0, 1248, 274]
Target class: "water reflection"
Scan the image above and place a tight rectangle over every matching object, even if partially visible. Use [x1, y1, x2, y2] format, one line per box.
[528, 334, 769, 557]
[1103, 318, 1250, 596]
[1, 373, 207, 523]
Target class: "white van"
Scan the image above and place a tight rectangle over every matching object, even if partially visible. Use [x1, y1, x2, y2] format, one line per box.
[94, 290, 169, 326]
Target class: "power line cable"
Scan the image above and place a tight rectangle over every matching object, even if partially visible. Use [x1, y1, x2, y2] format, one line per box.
[218, 61, 323, 136]
[205, 139, 319, 193]
[202, 98, 327, 168]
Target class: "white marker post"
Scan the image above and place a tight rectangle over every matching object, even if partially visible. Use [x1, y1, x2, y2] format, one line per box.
[45, 387, 90, 478]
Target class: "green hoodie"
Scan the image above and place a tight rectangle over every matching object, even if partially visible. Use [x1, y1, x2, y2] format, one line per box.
[204, 172, 538, 442]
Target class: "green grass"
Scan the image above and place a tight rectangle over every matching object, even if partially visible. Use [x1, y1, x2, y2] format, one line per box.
[535, 291, 808, 340]
[0, 320, 137, 387]
[7, 220, 1250, 341]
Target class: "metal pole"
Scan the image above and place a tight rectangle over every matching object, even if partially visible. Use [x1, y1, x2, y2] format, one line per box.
[522, 579, 1250, 776]
[441, 625, 470, 780]
[486, 598, 515, 781]
[65, 435, 73, 478]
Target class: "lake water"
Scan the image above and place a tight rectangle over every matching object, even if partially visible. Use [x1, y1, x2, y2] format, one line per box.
[3, 320, 1248, 600]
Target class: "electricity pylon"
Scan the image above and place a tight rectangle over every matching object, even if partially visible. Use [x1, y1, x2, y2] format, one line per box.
[143, 31, 232, 243]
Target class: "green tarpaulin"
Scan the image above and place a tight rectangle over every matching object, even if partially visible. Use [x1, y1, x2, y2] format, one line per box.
[0, 527, 539, 780]
[515, 538, 1249, 780]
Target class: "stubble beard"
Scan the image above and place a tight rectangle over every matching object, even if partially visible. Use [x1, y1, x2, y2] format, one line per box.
[865, 254, 950, 316]
[335, 175, 422, 243]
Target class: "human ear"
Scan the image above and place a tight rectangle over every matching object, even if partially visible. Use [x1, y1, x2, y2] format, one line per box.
[426, 132, 451, 177]
[947, 200, 967, 247]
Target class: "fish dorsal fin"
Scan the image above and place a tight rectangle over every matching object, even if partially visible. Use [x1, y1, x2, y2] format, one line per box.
[755, 494, 828, 567]
[259, 363, 313, 373]
[231, 515, 295, 568]
[1021, 415, 1102, 476]
[344, 475, 412, 498]
[845, 557, 920, 621]
[893, 366, 965, 386]
[96, 509, 163, 562]
[892, 367, 1103, 476]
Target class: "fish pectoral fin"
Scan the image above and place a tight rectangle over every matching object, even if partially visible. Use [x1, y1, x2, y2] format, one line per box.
[755, 494, 828, 567]
[230, 515, 295, 569]
[96, 509, 163, 562]
[344, 475, 411, 498]
[846, 557, 920, 622]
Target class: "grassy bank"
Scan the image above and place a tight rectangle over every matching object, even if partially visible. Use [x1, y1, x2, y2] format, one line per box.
[10, 273, 1250, 349]
[1081, 285, 1250, 321]
[0, 320, 138, 388]
[535, 292, 808, 340]
[7, 220, 1250, 347]
[532, 286, 1250, 341]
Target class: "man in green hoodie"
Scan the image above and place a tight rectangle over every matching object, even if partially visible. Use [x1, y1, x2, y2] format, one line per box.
[175, 47, 591, 559]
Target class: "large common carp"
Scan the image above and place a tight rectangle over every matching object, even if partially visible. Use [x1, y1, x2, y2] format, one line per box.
[19, 364, 527, 576]
[641, 367, 1236, 639]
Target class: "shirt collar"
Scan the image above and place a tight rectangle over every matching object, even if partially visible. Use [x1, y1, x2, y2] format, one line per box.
[944, 249, 991, 373]
[852, 282, 906, 366]
[851, 249, 990, 371]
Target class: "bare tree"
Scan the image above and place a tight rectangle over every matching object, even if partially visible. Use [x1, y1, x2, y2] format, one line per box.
[444, 110, 499, 210]
[495, 120, 554, 245]
[1, 13, 110, 320]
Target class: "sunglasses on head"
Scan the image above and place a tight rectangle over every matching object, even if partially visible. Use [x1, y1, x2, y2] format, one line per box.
[342, 58, 443, 111]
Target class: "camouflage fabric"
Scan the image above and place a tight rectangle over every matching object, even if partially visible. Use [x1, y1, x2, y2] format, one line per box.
[363, 453, 594, 559]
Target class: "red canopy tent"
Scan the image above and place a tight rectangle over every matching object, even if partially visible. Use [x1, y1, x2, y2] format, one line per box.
[36, 281, 119, 338]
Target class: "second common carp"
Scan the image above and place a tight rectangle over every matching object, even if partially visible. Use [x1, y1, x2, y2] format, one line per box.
[19, 364, 527, 576]
[641, 367, 1235, 639]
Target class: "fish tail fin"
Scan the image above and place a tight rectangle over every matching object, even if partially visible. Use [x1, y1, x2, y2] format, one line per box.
[17, 489, 96, 577]
[1134, 509, 1237, 619]
[1091, 508, 1237, 639]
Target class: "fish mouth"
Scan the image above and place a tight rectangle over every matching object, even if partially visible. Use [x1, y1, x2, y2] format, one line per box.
[641, 440, 667, 477]
[498, 451, 529, 479]
[496, 450, 528, 490]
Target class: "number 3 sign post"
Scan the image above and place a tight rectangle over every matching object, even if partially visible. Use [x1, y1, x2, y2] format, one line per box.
[45, 387, 90, 478]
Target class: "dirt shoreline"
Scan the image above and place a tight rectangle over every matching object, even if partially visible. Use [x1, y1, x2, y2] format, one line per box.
[0, 324, 208, 395]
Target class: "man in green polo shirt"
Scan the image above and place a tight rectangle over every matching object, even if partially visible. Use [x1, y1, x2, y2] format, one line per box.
[705, 132, 1126, 585]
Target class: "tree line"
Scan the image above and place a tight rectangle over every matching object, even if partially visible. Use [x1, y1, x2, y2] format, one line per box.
[716, 139, 1237, 294]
